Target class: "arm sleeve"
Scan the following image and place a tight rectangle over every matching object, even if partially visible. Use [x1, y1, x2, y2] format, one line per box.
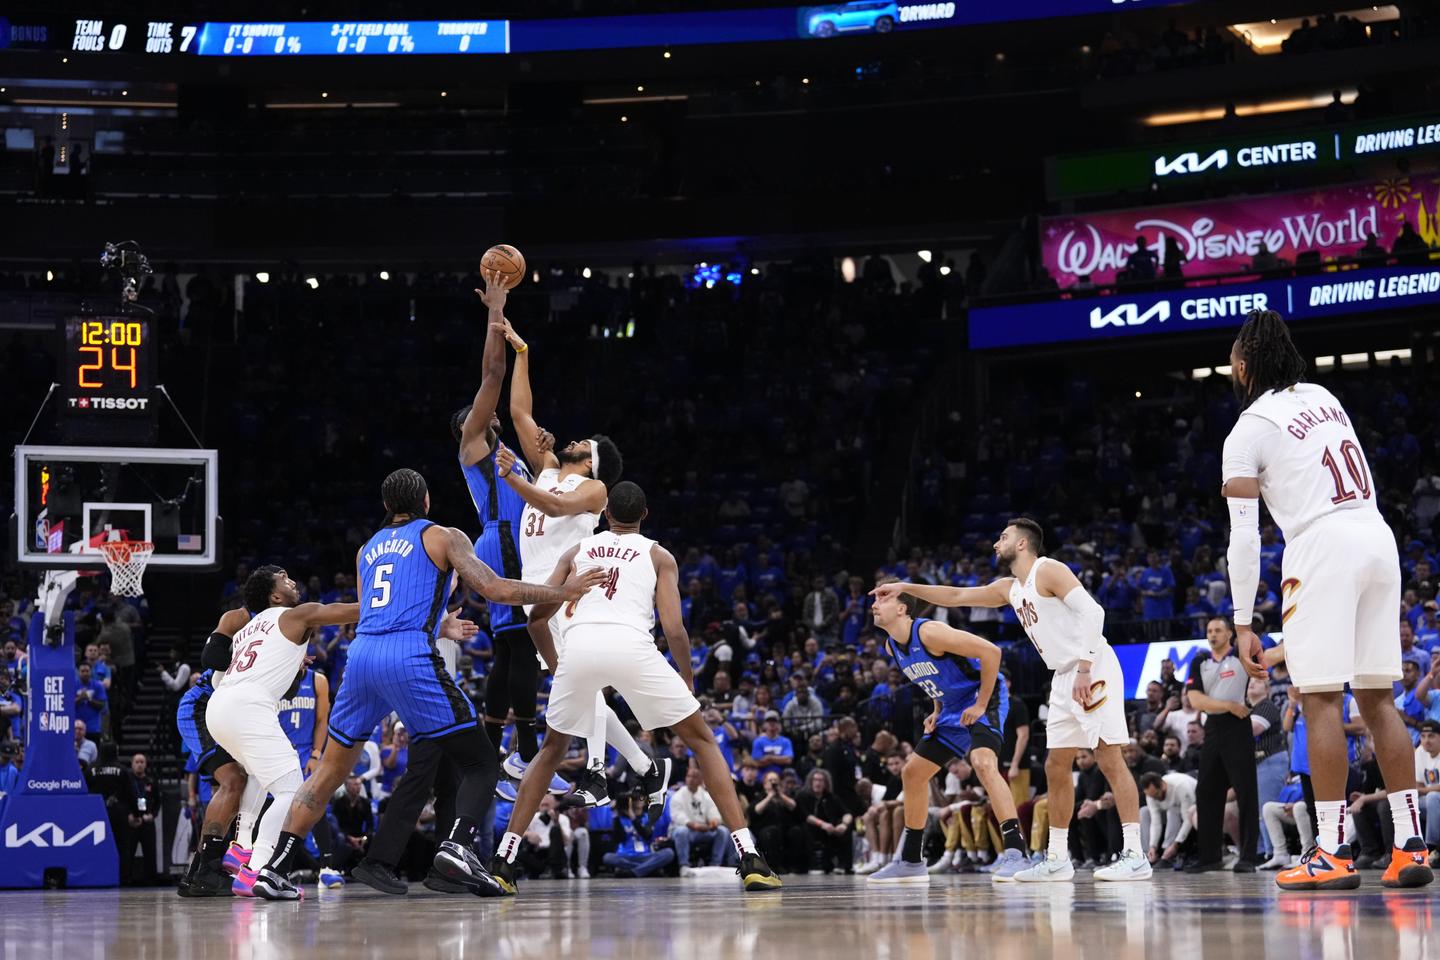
[1060, 584, 1105, 659]
[1226, 497, 1262, 625]
[201, 632, 234, 671]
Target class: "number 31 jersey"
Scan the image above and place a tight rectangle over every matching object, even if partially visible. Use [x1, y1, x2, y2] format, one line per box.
[520, 468, 600, 584]
[1222, 382, 1381, 540]
[357, 518, 450, 639]
[564, 531, 657, 634]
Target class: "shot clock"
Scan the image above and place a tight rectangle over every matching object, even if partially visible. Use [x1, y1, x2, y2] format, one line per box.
[58, 315, 157, 443]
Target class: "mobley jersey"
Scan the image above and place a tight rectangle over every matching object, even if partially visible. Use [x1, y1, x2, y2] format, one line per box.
[357, 518, 449, 640]
[1008, 557, 1105, 672]
[521, 468, 600, 583]
[215, 607, 306, 703]
[278, 668, 317, 751]
[565, 531, 657, 634]
[1222, 382, 1381, 540]
[886, 617, 1005, 731]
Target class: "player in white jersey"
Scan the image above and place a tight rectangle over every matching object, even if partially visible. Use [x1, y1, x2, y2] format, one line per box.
[490, 315, 659, 807]
[1221, 309, 1432, 891]
[206, 566, 360, 899]
[874, 518, 1151, 882]
[489, 482, 782, 893]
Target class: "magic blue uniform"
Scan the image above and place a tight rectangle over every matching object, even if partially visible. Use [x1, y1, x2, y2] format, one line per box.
[463, 450, 531, 633]
[177, 669, 235, 778]
[278, 669, 319, 768]
[887, 618, 1008, 762]
[327, 519, 476, 746]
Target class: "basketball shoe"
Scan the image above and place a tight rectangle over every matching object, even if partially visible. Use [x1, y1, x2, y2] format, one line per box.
[1276, 844, 1361, 891]
[222, 842, 251, 876]
[639, 757, 673, 821]
[1381, 838, 1434, 889]
[738, 851, 782, 891]
[1095, 850, 1153, 882]
[868, 859, 929, 884]
[1013, 853, 1075, 883]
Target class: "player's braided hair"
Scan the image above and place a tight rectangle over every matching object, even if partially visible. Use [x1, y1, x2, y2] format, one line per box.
[243, 564, 286, 614]
[381, 468, 429, 522]
[1234, 309, 1306, 409]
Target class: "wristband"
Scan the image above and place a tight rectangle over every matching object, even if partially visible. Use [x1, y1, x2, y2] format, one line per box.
[515, 343, 528, 353]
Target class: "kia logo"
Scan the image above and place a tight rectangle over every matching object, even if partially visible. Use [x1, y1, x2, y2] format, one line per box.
[1089, 301, 1171, 330]
[1153, 149, 1228, 178]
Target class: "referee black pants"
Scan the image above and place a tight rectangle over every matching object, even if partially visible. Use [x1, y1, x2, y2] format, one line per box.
[367, 737, 459, 870]
[1195, 718, 1259, 864]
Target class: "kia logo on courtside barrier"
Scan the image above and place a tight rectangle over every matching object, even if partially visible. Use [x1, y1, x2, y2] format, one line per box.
[4, 820, 108, 848]
[1153, 149, 1227, 177]
[1088, 301, 1171, 330]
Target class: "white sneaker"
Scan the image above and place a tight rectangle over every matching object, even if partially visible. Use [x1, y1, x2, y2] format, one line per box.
[928, 856, 953, 875]
[1013, 854, 1075, 883]
[577, 866, 591, 879]
[1259, 853, 1288, 870]
[856, 855, 885, 875]
[1094, 850, 1153, 882]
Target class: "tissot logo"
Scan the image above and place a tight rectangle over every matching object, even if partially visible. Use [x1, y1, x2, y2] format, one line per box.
[1154, 149, 1228, 178]
[4, 820, 108, 848]
[1088, 301, 1171, 330]
[67, 397, 149, 410]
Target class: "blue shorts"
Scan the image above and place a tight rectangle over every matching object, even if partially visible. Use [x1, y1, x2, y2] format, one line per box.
[327, 634, 477, 747]
[177, 688, 234, 778]
[475, 524, 526, 633]
[921, 696, 1008, 765]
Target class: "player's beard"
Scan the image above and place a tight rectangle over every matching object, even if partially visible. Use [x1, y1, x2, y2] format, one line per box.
[557, 443, 590, 466]
[995, 545, 1016, 566]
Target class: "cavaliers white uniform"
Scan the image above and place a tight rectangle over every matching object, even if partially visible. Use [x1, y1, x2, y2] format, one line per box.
[207, 607, 307, 788]
[1009, 558, 1127, 749]
[546, 531, 699, 735]
[1223, 382, 1398, 689]
[521, 469, 601, 657]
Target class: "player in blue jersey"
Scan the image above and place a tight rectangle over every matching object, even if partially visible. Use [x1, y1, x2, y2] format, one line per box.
[448, 270, 547, 766]
[176, 605, 253, 897]
[866, 586, 1030, 883]
[277, 665, 344, 889]
[254, 468, 604, 900]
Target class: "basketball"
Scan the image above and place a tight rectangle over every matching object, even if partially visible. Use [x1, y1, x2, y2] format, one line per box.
[481, 244, 526, 289]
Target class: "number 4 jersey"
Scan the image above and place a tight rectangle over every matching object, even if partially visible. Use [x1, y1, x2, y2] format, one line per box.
[563, 531, 657, 634]
[1222, 382, 1380, 540]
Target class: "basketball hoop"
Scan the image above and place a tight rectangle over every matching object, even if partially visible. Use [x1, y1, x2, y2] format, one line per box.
[99, 540, 155, 598]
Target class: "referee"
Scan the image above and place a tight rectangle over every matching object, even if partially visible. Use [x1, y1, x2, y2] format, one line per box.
[1184, 617, 1260, 872]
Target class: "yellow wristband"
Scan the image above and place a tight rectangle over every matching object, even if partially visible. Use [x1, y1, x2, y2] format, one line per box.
[515, 343, 528, 354]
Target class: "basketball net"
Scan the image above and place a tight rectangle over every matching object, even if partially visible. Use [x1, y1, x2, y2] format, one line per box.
[99, 540, 155, 598]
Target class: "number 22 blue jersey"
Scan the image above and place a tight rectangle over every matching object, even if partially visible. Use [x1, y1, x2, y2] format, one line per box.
[357, 518, 450, 640]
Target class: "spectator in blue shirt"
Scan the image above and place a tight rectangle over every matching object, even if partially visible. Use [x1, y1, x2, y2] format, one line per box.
[713, 550, 748, 606]
[1180, 586, 1215, 635]
[0, 670, 22, 743]
[74, 662, 108, 738]
[1400, 619, 1431, 675]
[839, 577, 871, 649]
[1259, 527, 1285, 594]
[379, 725, 409, 798]
[81, 643, 113, 690]
[1098, 559, 1138, 617]
[1395, 660, 1426, 746]
[1411, 601, 1440, 650]
[753, 553, 786, 604]
[1176, 506, 1212, 560]
[602, 794, 675, 878]
[0, 741, 22, 802]
[751, 712, 795, 780]
[1139, 551, 1176, 621]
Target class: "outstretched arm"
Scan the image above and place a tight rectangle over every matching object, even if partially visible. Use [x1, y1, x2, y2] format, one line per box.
[428, 524, 604, 607]
[458, 269, 512, 466]
[872, 578, 1013, 609]
[917, 622, 1001, 725]
[280, 602, 362, 640]
[494, 317, 558, 475]
[496, 445, 606, 517]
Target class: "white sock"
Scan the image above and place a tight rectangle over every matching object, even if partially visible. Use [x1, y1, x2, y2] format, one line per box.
[587, 693, 608, 772]
[499, 831, 522, 864]
[234, 777, 265, 850]
[1121, 822, 1141, 854]
[731, 827, 757, 858]
[1048, 827, 1070, 861]
[1315, 800, 1347, 854]
[604, 707, 652, 773]
[1388, 789, 1421, 846]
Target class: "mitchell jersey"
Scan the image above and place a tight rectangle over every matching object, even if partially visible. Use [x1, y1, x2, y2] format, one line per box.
[1008, 557, 1105, 672]
[887, 617, 1005, 731]
[564, 531, 657, 634]
[462, 449, 532, 528]
[357, 518, 449, 639]
[278, 668, 318, 751]
[216, 607, 306, 702]
[521, 468, 600, 583]
[1222, 382, 1381, 540]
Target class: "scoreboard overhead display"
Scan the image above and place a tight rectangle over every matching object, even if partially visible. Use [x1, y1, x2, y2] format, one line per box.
[3, 2, 1194, 58]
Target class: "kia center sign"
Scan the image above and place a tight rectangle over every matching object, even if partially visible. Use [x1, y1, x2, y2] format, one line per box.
[1049, 113, 1440, 199]
[968, 263, 1440, 349]
[1042, 174, 1439, 288]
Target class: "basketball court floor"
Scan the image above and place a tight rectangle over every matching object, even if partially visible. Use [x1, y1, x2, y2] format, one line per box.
[1, 874, 1428, 960]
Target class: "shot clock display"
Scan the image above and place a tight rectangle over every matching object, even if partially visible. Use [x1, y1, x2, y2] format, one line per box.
[58, 315, 157, 442]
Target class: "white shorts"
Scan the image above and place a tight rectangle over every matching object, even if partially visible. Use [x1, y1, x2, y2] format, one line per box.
[1280, 515, 1401, 691]
[206, 685, 302, 790]
[546, 624, 699, 736]
[1046, 644, 1128, 750]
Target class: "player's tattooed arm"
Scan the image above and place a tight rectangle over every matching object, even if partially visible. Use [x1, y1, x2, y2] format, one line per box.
[441, 527, 604, 606]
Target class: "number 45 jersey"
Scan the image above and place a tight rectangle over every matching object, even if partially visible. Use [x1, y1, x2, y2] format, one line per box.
[214, 607, 303, 704]
[563, 531, 657, 635]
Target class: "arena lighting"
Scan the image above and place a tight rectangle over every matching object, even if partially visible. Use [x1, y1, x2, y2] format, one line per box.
[1143, 89, 1357, 127]
[1315, 355, 1336, 370]
[1134, 391, 1142, 398]
[636, 85, 644, 92]
[305, 277, 319, 290]
[916, 249, 933, 263]
[750, 267, 760, 275]
[582, 267, 592, 278]
[1232, 7, 1398, 54]
[531, 270, 541, 283]
[440, 91, 448, 97]
[45, 270, 54, 282]
[1191, 367, 1213, 379]
[939, 265, 952, 276]
[620, 115, 628, 122]
[378, 270, 390, 280]
[840, 257, 857, 283]
[254, 272, 270, 283]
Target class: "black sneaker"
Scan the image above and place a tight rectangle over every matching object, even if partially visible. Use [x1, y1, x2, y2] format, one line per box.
[251, 867, 303, 901]
[353, 858, 409, 896]
[738, 851, 783, 892]
[1183, 860, 1225, 874]
[1233, 860, 1257, 874]
[423, 868, 470, 894]
[639, 757, 673, 821]
[434, 840, 512, 897]
[559, 768, 610, 809]
[180, 860, 235, 898]
[491, 857, 519, 892]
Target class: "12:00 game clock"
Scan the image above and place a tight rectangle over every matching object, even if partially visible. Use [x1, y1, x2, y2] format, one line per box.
[58, 315, 157, 442]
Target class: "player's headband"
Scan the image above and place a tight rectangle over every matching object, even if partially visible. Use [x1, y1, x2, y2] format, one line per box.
[590, 439, 600, 479]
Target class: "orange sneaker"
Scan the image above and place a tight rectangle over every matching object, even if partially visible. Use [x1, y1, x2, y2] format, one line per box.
[1381, 838, 1434, 889]
[1277, 844, 1361, 891]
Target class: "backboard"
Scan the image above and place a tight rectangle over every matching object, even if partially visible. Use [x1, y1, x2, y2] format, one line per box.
[12, 445, 220, 569]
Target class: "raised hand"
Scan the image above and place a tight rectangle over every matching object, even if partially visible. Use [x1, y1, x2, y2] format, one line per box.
[536, 429, 555, 455]
[495, 444, 518, 479]
[439, 613, 480, 642]
[561, 566, 611, 602]
[490, 315, 527, 351]
[477, 267, 509, 312]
